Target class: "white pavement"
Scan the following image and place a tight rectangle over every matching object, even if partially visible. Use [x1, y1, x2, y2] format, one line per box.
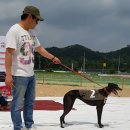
[0, 97, 130, 130]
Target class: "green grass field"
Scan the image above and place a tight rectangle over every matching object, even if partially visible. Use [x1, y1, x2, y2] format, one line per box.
[35, 71, 130, 87]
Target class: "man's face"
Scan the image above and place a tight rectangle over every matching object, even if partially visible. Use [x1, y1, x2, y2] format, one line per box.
[28, 14, 39, 29]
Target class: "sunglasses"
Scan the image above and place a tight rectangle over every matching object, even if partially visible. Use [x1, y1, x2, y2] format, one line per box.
[31, 14, 39, 24]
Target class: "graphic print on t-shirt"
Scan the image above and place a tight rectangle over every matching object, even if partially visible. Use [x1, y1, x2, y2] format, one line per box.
[19, 42, 33, 65]
[18, 33, 37, 65]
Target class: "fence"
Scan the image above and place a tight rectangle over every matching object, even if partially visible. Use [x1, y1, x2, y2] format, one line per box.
[35, 71, 130, 88]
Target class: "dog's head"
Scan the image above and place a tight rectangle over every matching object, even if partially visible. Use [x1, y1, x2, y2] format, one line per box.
[107, 83, 122, 96]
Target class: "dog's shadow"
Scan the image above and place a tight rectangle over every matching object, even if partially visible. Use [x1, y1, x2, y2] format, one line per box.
[34, 122, 111, 128]
[64, 121, 110, 128]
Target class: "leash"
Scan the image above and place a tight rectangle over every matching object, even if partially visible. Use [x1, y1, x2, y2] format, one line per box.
[44, 61, 103, 87]
[60, 63, 103, 87]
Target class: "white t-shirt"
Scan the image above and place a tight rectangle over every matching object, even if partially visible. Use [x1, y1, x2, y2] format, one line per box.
[6, 24, 40, 76]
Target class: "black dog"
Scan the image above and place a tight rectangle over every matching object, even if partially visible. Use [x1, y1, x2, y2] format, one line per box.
[60, 83, 122, 128]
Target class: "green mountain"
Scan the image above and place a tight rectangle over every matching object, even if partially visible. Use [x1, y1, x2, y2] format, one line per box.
[46, 44, 102, 60]
[34, 44, 130, 73]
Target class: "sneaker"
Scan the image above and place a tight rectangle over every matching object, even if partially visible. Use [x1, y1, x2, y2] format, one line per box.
[24, 124, 36, 130]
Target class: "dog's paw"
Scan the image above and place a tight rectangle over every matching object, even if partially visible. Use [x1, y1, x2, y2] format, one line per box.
[61, 125, 64, 128]
[99, 124, 104, 128]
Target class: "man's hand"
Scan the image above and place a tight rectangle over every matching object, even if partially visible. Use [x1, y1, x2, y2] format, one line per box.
[52, 57, 61, 64]
[5, 75, 13, 87]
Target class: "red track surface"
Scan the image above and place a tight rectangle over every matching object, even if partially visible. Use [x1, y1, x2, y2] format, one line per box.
[0, 100, 75, 111]
[34, 100, 64, 110]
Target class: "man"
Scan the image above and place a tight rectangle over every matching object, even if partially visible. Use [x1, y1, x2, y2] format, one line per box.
[5, 5, 61, 130]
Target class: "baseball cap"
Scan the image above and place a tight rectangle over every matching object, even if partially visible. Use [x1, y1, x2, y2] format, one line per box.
[23, 5, 44, 21]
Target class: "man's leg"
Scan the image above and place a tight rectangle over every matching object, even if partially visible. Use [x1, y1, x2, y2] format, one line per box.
[11, 76, 28, 130]
[23, 75, 35, 128]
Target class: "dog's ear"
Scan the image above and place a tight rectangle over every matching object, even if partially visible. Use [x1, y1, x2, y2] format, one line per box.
[108, 83, 118, 88]
[108, 83, 121, 90]
[108, 83, 113, 87]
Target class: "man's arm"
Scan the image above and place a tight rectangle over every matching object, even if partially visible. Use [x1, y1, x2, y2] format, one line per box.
[35, 46, 61, 64]
[5, 48, 15, 87]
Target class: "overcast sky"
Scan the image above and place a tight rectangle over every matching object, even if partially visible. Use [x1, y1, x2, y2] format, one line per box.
[0, 0, 130, 52]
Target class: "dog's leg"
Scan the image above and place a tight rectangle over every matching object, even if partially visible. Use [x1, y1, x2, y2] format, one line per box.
[96, 106, 104, 128]
[60, 95, 76, 128]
